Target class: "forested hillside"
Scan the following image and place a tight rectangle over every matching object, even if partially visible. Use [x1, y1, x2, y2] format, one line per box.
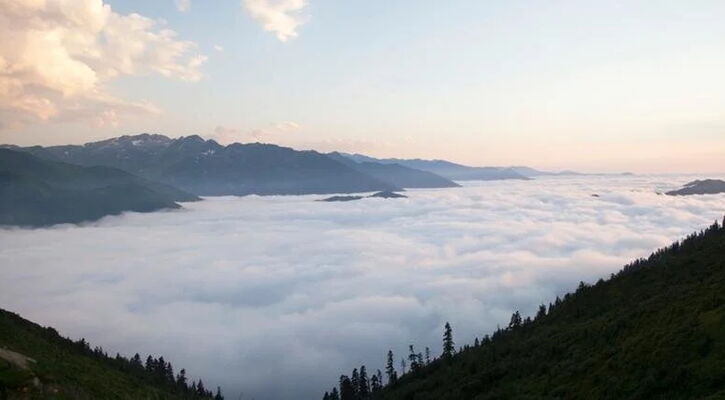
[0, 309, 223, 399]
[0, 148, 198, 227]
[322, 217, 725, 400]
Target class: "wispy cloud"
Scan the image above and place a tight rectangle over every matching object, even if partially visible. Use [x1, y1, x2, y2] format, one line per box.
[175, 0, 191, 12]
[243, 0, 308, 42]
[212, 121, 301, 143]
[0, 0, 205, 130]
[2, 176, 724, 399]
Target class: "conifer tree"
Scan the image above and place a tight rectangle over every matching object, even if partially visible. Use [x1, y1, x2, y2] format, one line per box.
[443, 322, 455, 358]
[385, 350, 397, 384]
[425, 347, 431, 365]
[351, 368, 360, 396]
[359, 365, 370, 398]
[509, 311, 522, 329]
[408, 345, 419, 372]
[330, 387, 340, 400]
[339, 375, 354, 400]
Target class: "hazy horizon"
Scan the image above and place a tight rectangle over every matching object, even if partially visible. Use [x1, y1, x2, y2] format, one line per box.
[1, 0, 724, 173]
[3, 131, 724, 176]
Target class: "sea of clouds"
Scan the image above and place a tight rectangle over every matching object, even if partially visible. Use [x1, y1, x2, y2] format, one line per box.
[1, 175, 724, 399]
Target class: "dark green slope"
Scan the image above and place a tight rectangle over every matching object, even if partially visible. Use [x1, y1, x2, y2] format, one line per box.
[0, 309, 222, 399]
[0, 149, 198, 227]
[329, 219, 725, 400]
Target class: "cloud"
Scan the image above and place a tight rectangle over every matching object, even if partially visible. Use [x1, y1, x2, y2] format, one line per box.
[175, 0, 191, 12]
[1, 175, 724, 399]
[243, 0, 308, 42]
[213, 44, 224, 52]
[212, 121, 301, 143]
[0, 0, 206, 129]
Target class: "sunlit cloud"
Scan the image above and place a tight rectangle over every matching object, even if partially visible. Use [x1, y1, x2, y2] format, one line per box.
[1, 176, 724, 399]
[0, 0, 206, 130]
[243, 0, 308, 42]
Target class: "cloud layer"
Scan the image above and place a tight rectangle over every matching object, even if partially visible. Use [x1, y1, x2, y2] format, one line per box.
[243, 0, 308, 42]
[0, 0, 205, 129]
[1, 176, 724, 399]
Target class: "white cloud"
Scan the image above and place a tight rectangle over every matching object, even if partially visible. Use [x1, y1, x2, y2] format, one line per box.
[0, 0, 206, 129]
[212, 121, 301, 143]
[1, 175, 724, 399]
[214, 44, 224, 52]
[175, 0, 191, 12]
[243, 0, 308, 42]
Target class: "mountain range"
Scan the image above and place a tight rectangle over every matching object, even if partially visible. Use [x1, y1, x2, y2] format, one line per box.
[1, 133, 584, 227]
[4, 134, 544, 197]
[6, 134, 457, 196]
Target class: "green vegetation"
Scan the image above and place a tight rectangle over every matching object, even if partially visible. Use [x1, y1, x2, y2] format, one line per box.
[323, 217, 725, 399]
[0, 309, 222, 399]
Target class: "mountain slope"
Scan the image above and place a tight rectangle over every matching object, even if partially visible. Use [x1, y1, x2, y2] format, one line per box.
[341, 154, 529, 181]
[327, 153, 460, 189]
[0, 149, 197, 227]
[8, 134, 400, 196]
[666, 179, 725, 196]
[324, 219, 725, 399]
[0, 308, 222, 399]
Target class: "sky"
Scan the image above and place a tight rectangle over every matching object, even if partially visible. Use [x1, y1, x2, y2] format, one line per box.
[1, 175, 725, 399]
[0, 0, 724, 173]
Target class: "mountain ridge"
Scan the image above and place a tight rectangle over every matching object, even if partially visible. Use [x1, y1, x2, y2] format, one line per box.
[0, 148, 198, 227]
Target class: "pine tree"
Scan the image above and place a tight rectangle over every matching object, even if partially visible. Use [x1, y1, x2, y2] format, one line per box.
[176, 368, 187, 392]
[509, 311, 522, 329]
[385, 350, 397, 384]
[339, 375, 354, 400]
[214, 386, 224, 400]
[370, 374, 379, 393]
[408, 345, 419, 372]
[351, 368, 360, 397]
[376, 370, 383, 390]
[323, 392, 330, 400]
[425, 347, 431, 365]
[400, 358, 406, 375]
[359, 365, 370, 398]
[443, 322, 455, 358]
[330, 387, 340, 400]
[536, 304, 547, 319]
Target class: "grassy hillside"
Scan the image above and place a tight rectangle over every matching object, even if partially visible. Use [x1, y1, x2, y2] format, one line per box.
[324, 218, 725, 400]
[0, 309, 222, 399]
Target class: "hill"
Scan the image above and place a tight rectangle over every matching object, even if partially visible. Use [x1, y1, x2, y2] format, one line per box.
[6, 135, 402, 196]
[0, 308, 223, 399]
[322, 217, 725, 399]
[666, 179, 725, 196]
[327, 153, 459, 189]
[0, 149, 198, 227]
[341, 154, 529, 181]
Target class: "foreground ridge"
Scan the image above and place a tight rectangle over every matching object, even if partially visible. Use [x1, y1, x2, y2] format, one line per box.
[0, 308, 224, 399]
[323, 217, 725, 400]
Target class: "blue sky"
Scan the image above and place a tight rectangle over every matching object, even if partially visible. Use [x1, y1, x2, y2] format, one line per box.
[1, 0, 724, 172]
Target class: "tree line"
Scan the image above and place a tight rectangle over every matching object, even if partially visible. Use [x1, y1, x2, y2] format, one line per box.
[63, 333, 224, 399]
[321, 217, 725, 400]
